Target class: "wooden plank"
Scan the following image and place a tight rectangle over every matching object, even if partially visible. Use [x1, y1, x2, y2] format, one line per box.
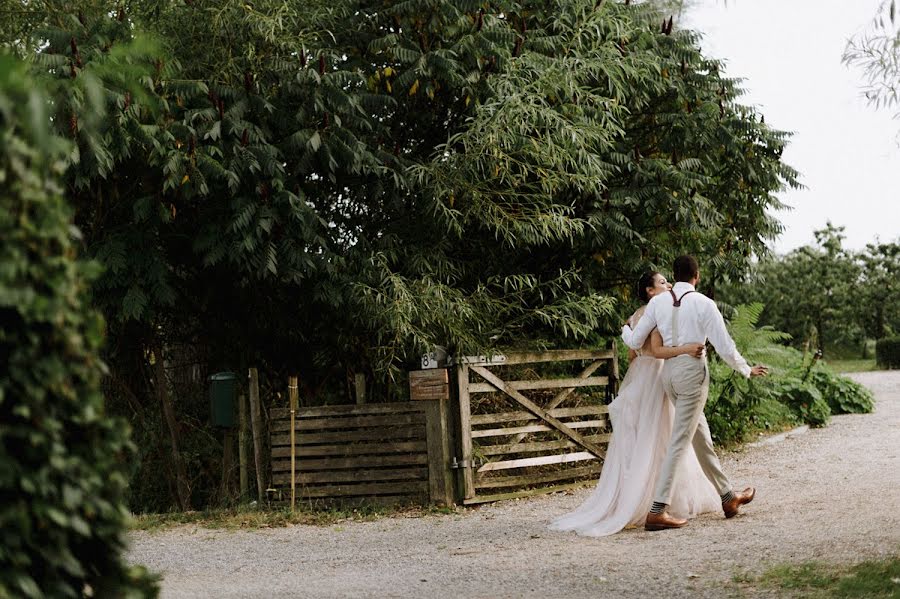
[468, 376, 608, 393]
[475, 465, 602, 489]
[457, 364, 476, 501]
[470, 405, 609, 426]
[270, 440, 427, 459]
[409, 369, 450, 401]
[270, 412, 426, 432]
[458, 349, 614, 366]
[290, 481, 428, 498]
[271, 402, 425, 419]
[476, 451, 598, 473]
[469, 366, 606, 459]
[272, 467, 428, 486]
[463, 480, 594, 505]
[471, 419, 606, 439]
[271, 453, 428, 472]
[270, 426, 425, 447]
[425, 398, 454, 506]
[479, 434, 611, 456]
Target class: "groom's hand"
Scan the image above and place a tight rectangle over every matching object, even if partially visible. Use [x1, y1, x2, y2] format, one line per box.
[750, 365, 769, 377]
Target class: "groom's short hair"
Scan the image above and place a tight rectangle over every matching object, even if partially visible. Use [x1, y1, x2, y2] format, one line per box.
[673, 255, 699, 282]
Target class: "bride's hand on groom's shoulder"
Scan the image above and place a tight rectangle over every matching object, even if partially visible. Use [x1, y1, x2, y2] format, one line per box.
[683, 343, 705, 358]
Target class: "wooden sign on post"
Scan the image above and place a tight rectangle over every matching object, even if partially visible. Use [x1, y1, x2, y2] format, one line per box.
[409, 368, 450, 401]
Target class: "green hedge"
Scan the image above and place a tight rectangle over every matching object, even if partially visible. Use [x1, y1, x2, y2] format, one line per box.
[0, 55, 157, 598]
[875, 337, 900, 369]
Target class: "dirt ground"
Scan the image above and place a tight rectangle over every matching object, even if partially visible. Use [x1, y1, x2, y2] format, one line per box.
[128, 371, 900, 598]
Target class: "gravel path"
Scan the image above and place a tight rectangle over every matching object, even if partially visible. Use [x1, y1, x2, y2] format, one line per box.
[128, 371, 900, 598]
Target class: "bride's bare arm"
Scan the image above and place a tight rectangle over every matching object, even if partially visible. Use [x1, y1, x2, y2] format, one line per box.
[648, 328, 705, 359]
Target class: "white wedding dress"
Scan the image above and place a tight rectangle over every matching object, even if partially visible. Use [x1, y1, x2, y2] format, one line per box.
[549, 313, 720, 536]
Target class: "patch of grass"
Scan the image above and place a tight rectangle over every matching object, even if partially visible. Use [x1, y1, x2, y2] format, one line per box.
[823, 358, 878, 374]
[754, 555, 900, 598]
[128, 502, 460, 532]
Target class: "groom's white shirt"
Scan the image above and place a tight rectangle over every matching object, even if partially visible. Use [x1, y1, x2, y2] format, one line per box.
[621, 282, 752, 378]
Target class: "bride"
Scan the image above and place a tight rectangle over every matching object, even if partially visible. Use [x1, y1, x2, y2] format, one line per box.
[549, 271, 721, 536]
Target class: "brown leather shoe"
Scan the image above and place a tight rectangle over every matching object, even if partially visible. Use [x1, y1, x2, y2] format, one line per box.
[722, 487, 755, 518]
[644, 511, 688, 531]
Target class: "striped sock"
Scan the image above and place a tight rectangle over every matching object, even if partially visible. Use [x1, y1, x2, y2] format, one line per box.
[721, 491, 734, 504]
[649, 501, 666, 514]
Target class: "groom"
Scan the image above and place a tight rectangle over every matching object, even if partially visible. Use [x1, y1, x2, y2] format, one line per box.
[622, 255, 768, 530]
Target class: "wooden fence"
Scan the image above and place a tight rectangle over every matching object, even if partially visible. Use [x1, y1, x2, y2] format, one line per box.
[267, 348, 617, 507]
[269, 398, 453, 506]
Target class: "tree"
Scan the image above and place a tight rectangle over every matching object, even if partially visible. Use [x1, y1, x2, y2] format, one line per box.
[844, 0, 900, 119]
[859, 241, 900, 340]
[720, 223, 868, 354]
[0, 53, 157, 597]
[4, 0, 798, 511]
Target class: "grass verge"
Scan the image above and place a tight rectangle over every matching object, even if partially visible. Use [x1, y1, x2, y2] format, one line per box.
[129, 503, 458, 532]
[823, 358, 878, 374]
[736, 555, 900, 598]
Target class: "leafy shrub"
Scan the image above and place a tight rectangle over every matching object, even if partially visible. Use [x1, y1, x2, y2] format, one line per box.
[775, 378, 831, 428]
[708, 304, 797, 443]
[0, 55, 157, 598]
[706, 304, 873, 442]
[875, 336, 900, 369]
[807, 369, 874, 414]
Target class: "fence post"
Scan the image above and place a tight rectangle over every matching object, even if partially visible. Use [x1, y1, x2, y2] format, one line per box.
[455, 364, 475, 501]
[288, 376, 299, 513]
[409, 369, 454, 506]
[238, 391, 249, 501]
[609, 339, 620, 398]
[248, 367, 265, 503]
[354, 373, 366, 405]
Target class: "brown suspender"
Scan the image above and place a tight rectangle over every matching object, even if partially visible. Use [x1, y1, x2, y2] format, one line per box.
[669, 289, 696, 307]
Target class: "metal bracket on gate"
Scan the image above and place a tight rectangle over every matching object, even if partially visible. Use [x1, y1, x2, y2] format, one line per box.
[451, 457, 470, 469]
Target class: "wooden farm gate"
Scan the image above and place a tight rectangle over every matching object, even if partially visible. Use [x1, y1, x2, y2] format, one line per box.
[454, 349, 618, 504]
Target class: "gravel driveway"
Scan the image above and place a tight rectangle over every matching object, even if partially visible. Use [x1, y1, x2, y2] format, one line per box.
[128, 371, 900, 598]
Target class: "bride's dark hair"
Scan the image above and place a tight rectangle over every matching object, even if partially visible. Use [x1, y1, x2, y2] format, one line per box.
[637, 271, 660, 304]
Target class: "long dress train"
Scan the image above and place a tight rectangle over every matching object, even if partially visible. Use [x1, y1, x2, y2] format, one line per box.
[549, 353, 720, 536]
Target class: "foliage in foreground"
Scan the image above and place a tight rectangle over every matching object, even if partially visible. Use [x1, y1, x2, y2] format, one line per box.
[0, 55, 157, 597]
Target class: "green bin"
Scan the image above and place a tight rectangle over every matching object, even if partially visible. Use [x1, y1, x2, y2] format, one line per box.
[209, 372, 237, 428]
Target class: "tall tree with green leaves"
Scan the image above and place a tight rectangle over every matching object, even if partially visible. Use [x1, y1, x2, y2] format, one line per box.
[4, 0, 799, 510]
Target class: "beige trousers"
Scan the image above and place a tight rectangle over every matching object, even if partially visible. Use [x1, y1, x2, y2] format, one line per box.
[653, 355, 731, 505]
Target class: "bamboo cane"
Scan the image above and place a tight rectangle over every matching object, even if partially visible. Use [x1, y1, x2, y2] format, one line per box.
[288, 376, 299, 513]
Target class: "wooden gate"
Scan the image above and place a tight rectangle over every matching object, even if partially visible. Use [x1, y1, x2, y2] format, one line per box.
[455, 349, 618, 504]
